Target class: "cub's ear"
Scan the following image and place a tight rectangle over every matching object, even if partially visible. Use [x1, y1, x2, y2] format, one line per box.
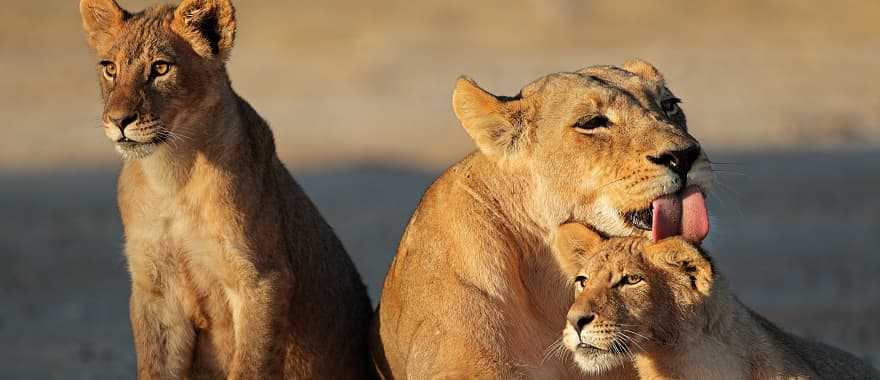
[172, 0, 237, 60]
[551, 223, 605, 279]
[452, 77, 533, 163]
[646, 237, 714, 295]
[623, 58, 664, 83]
[79, 0, 128, 49]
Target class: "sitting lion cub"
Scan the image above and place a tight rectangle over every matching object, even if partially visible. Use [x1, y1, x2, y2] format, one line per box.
[552, 223, 879, 380]
[79, 0, 373, 378]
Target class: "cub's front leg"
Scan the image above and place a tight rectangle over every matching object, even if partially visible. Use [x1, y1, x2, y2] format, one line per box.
[127, 241, 195, 380]
[224, 262, 291, 379]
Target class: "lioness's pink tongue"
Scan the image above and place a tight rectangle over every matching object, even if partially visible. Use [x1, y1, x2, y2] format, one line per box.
[651, 194, 681, 242]
[651, 186, 709, 243]
[680, 187, 709, 243]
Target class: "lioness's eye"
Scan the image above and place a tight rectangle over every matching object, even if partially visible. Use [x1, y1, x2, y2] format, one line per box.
[573, 115, 611, 132]
[623, 274, 643, 286]
[151, 61, 171, 77]
[661, 98, 681, 115]
[101, 61, 117, 79]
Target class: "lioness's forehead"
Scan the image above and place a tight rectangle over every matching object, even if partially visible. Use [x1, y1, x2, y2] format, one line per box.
[103, 5, 176, 60]
[523, 65, 666, 110]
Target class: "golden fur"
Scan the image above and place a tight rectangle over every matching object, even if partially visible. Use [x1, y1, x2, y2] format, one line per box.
[80, 1, 373, 378]
[372, 61, 712, 378]
[553, 223, 880, 380]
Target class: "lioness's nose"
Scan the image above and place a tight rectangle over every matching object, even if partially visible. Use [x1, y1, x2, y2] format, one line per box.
[567, 310, 596, 333]
[648, 145, 701, 181]
[109, 112, 138, 131]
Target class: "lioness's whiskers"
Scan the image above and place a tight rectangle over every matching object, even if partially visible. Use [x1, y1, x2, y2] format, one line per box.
[711, 169, 747, 176]
[708, 161, 745, 166]
[595, 176, 628, 192]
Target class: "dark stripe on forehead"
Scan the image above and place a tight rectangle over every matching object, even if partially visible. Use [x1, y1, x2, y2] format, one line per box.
[586, 75, 610, 87]
[589, 79, 643, 109]
[581, 65, 638, 80]
[579, 68, 659, 111]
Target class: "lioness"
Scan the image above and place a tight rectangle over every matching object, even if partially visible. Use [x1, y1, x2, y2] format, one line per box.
[373, 61, 712, 378]
[553, 223, 880, 380]
[79, 0, 373, 378]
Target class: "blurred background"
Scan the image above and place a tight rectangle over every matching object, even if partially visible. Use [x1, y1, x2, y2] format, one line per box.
[1, 0, 878, 378]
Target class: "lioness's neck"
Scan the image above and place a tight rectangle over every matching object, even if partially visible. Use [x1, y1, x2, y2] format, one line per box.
[456, 154, 576, 328]
[459, 153, 550, 241]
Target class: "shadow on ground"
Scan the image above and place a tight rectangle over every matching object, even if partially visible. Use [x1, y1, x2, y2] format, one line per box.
[1, 151, 878, 378]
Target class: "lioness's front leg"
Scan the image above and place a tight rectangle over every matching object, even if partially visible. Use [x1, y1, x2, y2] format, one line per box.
[127, 245, 195, 380]
[225, 270, 290, 379]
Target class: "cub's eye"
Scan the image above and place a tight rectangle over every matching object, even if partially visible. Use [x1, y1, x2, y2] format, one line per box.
[151, 61, 171, 77]
[623, 274, 644, 286]
[101, 61, 117, 79]
[574, 275, 588, 288]
[661, 98, 681, 115]
[573, 115, 611, 132]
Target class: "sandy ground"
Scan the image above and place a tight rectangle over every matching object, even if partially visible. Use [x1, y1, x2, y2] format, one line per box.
[1, 151, 878, 379]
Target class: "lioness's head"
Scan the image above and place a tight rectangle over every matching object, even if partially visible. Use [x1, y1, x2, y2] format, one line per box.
[550, 222, 715, 374]
[453, 61, 712, 242]
[79, 0, 236, 159]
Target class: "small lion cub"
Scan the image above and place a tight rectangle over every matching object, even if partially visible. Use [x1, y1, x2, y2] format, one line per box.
[551, 223, 879, 380]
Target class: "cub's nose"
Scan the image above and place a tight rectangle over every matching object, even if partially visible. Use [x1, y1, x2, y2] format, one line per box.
[567, 310, 596, 333]
[109, 112, 138, 132]
[648, 145, 701, 181]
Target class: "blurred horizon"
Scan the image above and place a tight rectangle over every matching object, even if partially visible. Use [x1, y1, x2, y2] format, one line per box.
[1, 0, 879, 170]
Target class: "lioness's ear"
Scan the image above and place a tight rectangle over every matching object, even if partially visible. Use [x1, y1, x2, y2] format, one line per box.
[623, 58, 664, 83]
[551, 223, 605, 278]
[172, 0, 236, 60]
[646, 237, 714, 295]
[79, 0, 128, 49]
[452, 77, 532, 162]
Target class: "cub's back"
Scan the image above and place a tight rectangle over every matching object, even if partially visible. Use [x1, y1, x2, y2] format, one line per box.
[750, 309, 879, 380]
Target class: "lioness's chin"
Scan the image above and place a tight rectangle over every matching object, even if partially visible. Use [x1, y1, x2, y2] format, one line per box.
[585, 197, 653, 238]
[115, 141, 162, 159]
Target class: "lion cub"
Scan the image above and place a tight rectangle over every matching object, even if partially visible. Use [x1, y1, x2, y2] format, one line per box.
[80, 0, 373, 378]
[552, 223, 879, 380]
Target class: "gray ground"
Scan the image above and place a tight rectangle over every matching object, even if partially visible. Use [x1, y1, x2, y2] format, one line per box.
[1, 151, 878, 379]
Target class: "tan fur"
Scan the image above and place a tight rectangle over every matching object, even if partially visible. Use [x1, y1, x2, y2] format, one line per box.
[553, 223, 880, 380]
[80, 1, 374, 378]
[373, 61, 712, 378]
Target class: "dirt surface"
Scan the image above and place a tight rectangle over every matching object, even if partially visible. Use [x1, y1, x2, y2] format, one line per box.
[1, 151, 878, 379]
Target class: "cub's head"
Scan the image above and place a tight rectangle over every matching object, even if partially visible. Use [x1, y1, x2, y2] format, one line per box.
[551, 223, 715, 374]
[79, 0, 236, 158]
[453, 61, 712, 242]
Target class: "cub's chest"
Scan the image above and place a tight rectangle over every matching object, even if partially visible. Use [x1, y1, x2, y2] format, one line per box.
[124, 193, 232, 254]
[124, 199, 239, 296]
